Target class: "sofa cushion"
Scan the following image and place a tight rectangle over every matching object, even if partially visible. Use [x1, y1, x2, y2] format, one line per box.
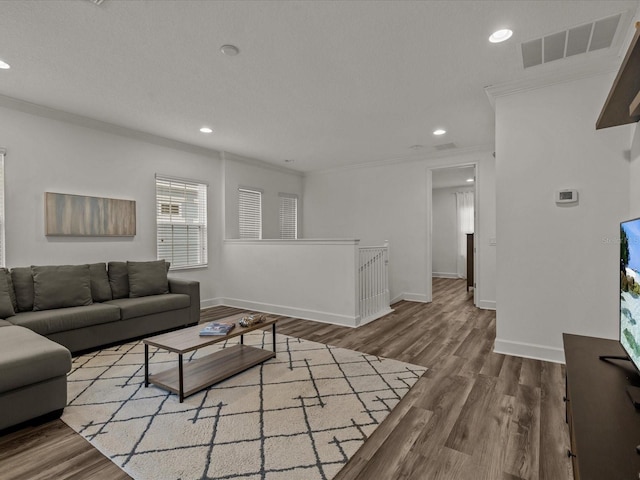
[9, 303, 121, 336]
[105, 293, 189, 320]
[108, 261, 129, 299]
[1, 268, 18, 312]
[32, 265, 93, 311]
[0, 270, 15, 318]
[0, 319, 11, 327]
[11, 267, 34, 312]
[128, 260, 169, 298]
[0, 325, 71, 393]
[89, 262, 112, 302]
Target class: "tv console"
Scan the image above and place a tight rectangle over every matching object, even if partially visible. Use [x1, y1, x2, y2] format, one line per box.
[563, 334, 640, 479]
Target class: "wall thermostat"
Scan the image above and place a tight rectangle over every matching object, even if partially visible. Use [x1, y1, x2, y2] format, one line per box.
[556, 189, 578, 204]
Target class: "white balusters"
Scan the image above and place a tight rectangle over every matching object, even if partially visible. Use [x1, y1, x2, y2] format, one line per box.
[358, 243, 391, 324]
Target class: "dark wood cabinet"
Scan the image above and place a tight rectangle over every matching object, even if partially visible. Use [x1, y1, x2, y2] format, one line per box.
[563, 333, 640, 479]
[466, 233, 474, 291]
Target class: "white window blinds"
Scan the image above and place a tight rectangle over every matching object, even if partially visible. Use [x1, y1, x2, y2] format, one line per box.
[238, 188, 262, 239]
[156, 175, 208, 269]
[279, 193, 298, 239]
[0, 150, 5, 267]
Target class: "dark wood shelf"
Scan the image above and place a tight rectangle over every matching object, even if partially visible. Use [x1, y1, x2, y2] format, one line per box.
[563, 333, 640, 479]
[596, 22, 640, 129]
[631, 89, 640, 117]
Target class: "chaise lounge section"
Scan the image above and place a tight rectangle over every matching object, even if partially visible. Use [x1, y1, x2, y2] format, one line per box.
[0, 322, 71, 431]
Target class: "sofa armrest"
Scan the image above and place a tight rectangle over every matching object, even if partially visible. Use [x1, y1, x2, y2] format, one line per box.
[168, 278, 200, 325]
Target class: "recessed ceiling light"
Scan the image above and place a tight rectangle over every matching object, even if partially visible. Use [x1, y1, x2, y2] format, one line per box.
[489, 29, 513, 43]
[466, 178, 475, 183]
[199, 127, 213, 134]
[0, 60, 10, 70]
[433, 129, 446, 136]
[220, 44, 240, 56]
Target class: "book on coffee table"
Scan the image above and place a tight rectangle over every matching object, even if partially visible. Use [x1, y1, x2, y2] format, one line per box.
[199, 321, 235, 336]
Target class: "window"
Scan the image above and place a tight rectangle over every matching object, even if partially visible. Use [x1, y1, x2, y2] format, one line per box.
[156, 175, 207, 269]
[279, 193, 298, 239]
[238, 188, 262, 239]
[0, 149, 5, 267]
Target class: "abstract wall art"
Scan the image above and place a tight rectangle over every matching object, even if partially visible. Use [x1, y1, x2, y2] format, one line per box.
[45, 192, 136, 236]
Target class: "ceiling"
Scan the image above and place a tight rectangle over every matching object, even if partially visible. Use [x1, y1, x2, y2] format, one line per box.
[0, 0, 638, 172]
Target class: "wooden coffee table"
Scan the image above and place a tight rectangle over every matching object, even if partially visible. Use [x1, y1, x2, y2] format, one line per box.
[143, 314, 277, 402]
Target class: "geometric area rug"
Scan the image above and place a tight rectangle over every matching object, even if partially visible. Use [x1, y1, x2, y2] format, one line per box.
[62, 330, 426, 480]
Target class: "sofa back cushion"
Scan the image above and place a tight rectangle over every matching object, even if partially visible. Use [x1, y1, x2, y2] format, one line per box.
[128, 260, 169, 298]
[89, 263, 112, 302]
[11, 267, 35, 312]
[32, 264, 93, 311]
[0, 268, 17, 312]
[0, 270, 15, 318]
[108, 261, 129, 299]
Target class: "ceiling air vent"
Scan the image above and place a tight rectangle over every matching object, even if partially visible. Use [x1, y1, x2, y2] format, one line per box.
[434, 142, 457, 151]
[521, 13, 621, 69]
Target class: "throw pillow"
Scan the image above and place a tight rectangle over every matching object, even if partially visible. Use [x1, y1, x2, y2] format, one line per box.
[0, 270, 15, 318]
[108, 261, 129, 299]
[89, 263, 112, 302]
[128, 260, 169, 298]
[32, 264, 93, 311]
[0, 268, 17, 312]
[11, 267, 35, 312]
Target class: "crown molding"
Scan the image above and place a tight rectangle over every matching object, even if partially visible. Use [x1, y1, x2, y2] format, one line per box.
[485, 6, 640, 108]
[222, 151, 303, 177]
[484, 56, 620, 109]
[0, 95, 302, 176]
[0, 94, 296, 176]
[305, 144, 494, 176]
[0, 93, 225, 159]
[224, 238, 360, 245]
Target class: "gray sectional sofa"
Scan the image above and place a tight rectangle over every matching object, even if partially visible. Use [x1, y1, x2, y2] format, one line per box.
[0, 260, 200, 431]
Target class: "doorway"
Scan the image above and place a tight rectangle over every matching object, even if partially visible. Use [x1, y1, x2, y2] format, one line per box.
[426, 164, 477, 305]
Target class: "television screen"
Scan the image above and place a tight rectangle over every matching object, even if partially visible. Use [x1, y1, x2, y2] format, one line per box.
[620, 218, 640, 369]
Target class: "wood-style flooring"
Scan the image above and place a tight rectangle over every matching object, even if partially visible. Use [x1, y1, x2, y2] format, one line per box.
[0, 278, 572, 479]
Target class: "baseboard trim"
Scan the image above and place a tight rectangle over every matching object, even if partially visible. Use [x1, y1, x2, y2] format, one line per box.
[360, 308, 394, 326]
[219, 298, 359, 328]
[477, 300, 496, 310]
[432, 272, 459, 279]
[201, 298, 224, 309]
[494, 338, 565, 364]
[397, 293, 431, 303]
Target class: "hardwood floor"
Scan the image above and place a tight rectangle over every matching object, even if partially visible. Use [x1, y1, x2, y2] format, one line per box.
[0, 278, 572, 479]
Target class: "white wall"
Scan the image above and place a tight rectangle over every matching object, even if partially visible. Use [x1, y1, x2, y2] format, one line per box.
[223, 153, 303, 239]
[0, 104, 224, 304]
[432, 185, 474, 277]
[495, 73, 633, 363]
[302, 150, 496, 307]
[221, 239, 359, 325]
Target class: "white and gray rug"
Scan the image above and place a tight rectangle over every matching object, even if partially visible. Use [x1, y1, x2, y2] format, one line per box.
[62, 331, 426, 480]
